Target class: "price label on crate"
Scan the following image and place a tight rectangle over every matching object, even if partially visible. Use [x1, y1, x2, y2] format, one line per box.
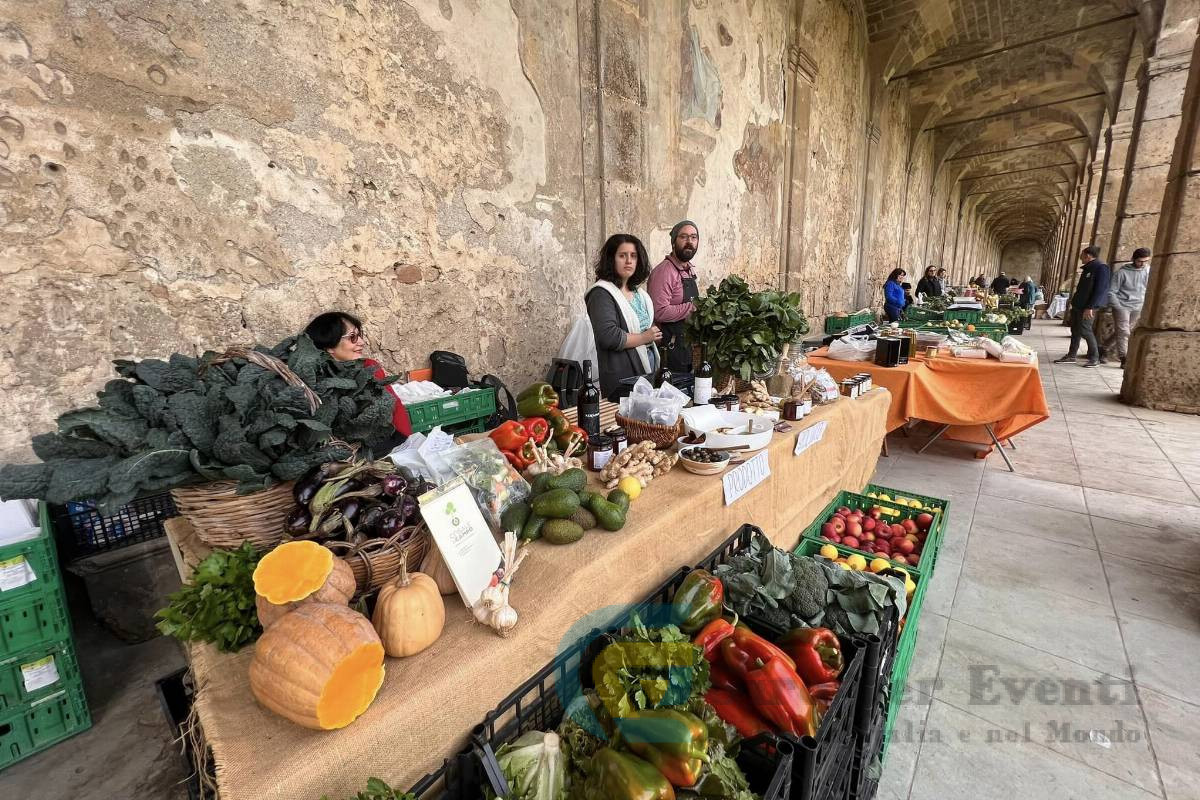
[0, 554, 36, 592]
[21, 654, 60, 693]
[793, 420, 828, 458]
[723, 450, 771, 506]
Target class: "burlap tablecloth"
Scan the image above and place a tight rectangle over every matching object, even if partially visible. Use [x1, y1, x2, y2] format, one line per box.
[169, 389, 888, 800]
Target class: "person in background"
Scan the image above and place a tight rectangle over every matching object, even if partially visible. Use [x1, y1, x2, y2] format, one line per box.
[1019, 275, 1037, 311]
[1105, 247, 1152, 369]
[991, 272, 1010, 295]
[916, 265, 942, 298]
[1054, 245, 1111, 367]
[648, 220, 700, 374]
[586, 233, 661, 400]
[884, 268, 907, 322]
[936, 267, 948, 293]
[305, 311, 413, 440]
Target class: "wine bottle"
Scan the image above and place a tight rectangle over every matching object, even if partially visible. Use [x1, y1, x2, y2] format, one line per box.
[579, 359, 601, 438]
[693, 344, 713, 405]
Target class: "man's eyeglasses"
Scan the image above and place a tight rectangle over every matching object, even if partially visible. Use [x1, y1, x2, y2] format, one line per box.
[677, 234, 700, 243]
[341, 331, 365, 345]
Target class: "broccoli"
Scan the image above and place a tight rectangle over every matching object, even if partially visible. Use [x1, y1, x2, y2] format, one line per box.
[786, 555, 830, 620]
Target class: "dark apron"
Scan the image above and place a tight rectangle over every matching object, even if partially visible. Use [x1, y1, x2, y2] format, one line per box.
[661, 273, 700, 373]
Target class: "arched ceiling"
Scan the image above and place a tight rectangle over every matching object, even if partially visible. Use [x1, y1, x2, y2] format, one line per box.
[865, 0, 1155, 248]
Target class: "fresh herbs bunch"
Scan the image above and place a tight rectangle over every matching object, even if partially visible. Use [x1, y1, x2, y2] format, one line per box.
[0, 335, 398, 511]
[155, 542, 262, 652]
[320, 778, 415, 800]
[591, 613, 711, 718]
[686, 276, 808, 381]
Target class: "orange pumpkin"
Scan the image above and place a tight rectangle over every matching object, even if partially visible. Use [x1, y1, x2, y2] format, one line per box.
[253, 541, 355, 628]
[249, 603, 385, 730]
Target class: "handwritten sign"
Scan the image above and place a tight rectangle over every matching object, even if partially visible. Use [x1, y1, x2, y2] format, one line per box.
[793, 420, 829, 458]
[723, 450, 771, 506]
[419, 478, 502, 608]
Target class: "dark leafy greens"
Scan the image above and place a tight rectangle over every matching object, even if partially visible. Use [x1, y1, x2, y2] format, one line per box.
[155, 543, 262, 652]
[0, 335, 398, 511]
[319, 778, 415, 800]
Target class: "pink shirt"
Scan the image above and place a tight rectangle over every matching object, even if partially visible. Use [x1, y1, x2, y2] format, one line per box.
[648, 255, 696, 324]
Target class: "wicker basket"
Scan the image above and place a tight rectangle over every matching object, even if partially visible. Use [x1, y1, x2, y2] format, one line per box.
[326, 523, 431, 594]
[615, 414, 685, 449]
[171, 480, 295, 550]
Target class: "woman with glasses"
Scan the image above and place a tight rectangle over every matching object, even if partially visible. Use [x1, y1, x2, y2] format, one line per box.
[304, 311, 413, 438]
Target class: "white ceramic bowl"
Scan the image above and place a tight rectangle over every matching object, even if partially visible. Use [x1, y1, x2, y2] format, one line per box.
[678, 446, 732, 476]
[686, 411, 774, 452]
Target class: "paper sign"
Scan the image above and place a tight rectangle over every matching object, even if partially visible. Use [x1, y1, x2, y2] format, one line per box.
[0, 555, 36, 592]
[419, 478, 502, 608]
[21, 654, 60, 693]
[723, 450, 771, 506]
[793, 421, 829, 458]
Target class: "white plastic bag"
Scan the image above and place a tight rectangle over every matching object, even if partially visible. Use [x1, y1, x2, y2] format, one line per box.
[827, 335, 876, 362]
[558, 313, 598, 370]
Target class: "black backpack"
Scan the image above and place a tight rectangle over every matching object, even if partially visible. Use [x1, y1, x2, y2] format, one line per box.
[477, 374, 517, 428]
[430, 350, 469, 389]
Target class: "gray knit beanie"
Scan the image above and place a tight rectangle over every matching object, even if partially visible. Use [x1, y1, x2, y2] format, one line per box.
[670, 220, 699, 241]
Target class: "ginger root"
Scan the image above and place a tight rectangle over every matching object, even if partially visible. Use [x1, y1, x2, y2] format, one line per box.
[599, 440, 678, 488]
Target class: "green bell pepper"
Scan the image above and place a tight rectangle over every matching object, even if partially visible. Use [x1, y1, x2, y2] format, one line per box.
[618, 709, 708, 788]
[517, 382, 559, 418]
[583, 748, 676, 800]
[671, 569, 724, 634]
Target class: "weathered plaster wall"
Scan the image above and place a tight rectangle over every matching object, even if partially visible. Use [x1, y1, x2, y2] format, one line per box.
[1000, 239, 1044, 280]
[0, 0, 790, 462]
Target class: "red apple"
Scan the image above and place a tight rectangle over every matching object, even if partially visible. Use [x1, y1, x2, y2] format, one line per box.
[916, 513, 934, 531]
[847, 514, 863, 527]
[836, 506, 851, 516]
[831, 517, 846, 534]
[905, 533, 920, 544]
[821, 522, 838, 538]
[896, 538, 915, 555]
[891, 523, 906, 537]
[901, 519, 918, 535]
[828, 533, 842, 543]
[863, 532, 876, 542]
[875, 541, 891, 554]
[869, 506, 884, 519]
[846, 521, 863, 537]
[862, 517, 877, 532]
[842, 535, 860, 549]
[906, 553, 921, 565]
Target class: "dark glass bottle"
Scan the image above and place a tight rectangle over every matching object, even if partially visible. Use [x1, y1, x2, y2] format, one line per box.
[579, 359, 601, 438]
[693, 344, 713, 404]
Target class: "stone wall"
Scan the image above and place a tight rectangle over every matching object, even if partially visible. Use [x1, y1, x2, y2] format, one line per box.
[1000, 240, 1044, 281]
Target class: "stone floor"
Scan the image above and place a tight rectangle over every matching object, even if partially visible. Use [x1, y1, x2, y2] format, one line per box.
[3, 319, 1198, 799]
[870, 319, 1200, 800]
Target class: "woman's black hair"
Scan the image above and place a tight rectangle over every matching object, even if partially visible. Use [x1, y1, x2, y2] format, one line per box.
[887, 268, 906, 283]
[305, 311, 363, 349]
[594, 233, 651, 290]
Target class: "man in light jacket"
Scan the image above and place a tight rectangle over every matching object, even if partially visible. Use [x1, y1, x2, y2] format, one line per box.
[1105, 247, 1151, 368]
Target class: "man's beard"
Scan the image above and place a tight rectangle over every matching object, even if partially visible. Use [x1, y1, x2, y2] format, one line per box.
[675, 246, 696, 262]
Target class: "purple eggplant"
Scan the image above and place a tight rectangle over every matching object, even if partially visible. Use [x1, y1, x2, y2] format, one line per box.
[396, 494, 419, 525]
[377, 511, 406, 539]
[358, 504, 386, 533]
[293, 475, 322, 505]
[380, 474, 407, 497]
[284, 506, 312, 536]
[336, 497, 362, 524]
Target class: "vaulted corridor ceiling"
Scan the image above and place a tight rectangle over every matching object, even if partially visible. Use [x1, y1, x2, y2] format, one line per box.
[865, 0, 1155, 248]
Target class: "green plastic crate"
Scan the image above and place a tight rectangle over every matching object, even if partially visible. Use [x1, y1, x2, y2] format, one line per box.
[824, 310, 875, 334]
[0, 508, 63, 607]
[0, 683, 91, 772]
[882, 570, 928, 758]
[944, 308, 982, 324]
[0, 588, 70, 659]
[405, 387, 496, 434]
[903, 307, 943, 322]
[0, 638, 81, 712]
[798, 490, 946, 577]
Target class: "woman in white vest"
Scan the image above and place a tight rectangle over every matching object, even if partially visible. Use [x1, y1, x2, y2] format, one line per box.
[585, 234, 663, 399]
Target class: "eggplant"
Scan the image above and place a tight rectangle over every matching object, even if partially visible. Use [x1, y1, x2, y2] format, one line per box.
[284, 506, 312, 536]
[396, 494, 420, 525]
[358, 504, 386, 533]
[377, 511, 406, 539]
[293, 475, 322, 505]
[381, 474, 407, 497]
[336, 497, 362, 524]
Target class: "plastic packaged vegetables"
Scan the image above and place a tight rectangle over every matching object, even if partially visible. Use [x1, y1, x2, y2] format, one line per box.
[441, 438, 531, 530]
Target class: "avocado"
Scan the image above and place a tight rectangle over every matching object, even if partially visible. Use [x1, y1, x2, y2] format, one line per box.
[548, 468, 587, 493]
[530, 472, 554, 495]
[530, 488, 581, 519]
[542, 519, 585, 545]
[521, 514, 547, 540]
[569, 507, 598, 530]
[500, 501, 531, 535]
[579, 490, 602, 509]
[607, 489, 630, 513]
[590, 498, 627, 531]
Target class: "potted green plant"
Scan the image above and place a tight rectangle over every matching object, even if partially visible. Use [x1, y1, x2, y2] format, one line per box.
[686, 275, 809, 381]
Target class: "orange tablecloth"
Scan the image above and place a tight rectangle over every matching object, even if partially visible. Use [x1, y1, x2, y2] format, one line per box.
[807, 348, 1049, 445]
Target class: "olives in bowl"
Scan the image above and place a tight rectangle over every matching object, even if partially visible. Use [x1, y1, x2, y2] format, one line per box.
[678, 446, 732, 476]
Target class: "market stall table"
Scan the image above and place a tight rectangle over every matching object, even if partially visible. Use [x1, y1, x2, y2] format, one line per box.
[167, 389, 889, 800]
[806, 348, 1049, 469]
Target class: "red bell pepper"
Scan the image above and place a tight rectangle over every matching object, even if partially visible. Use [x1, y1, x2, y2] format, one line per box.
[705, 688, 771, 740]
[730, 625, 795, 672]
[673, 570, 724, 634]
[743, 657, 819, 739]
[555, 424, 588, 453]
[692, 617, 735, 660]
[709, 659, 742, 691]
[489, 420, 530, 452]
[547, 407, 571, 437]
[779, 627, 843, 686]
[502, 450, 530, 471]
[808, 681, 840, 718]
[520, 417, 551, 445]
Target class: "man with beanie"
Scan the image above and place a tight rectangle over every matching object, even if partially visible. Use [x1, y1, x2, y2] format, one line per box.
[1055, 245, 1111, 367]
[648, 220, 701, 373]
[1106, 247, 1151, 368]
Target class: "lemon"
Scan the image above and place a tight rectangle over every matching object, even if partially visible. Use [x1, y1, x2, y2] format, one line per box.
[867, 492, 878, 498]
[905, 577, 916, 598]
[838, 562, 852, 571]
[819, 544, 839, 559]
[890, 565, 910, 578]
[616, 476, 642, 501]
[846, 554, 867, 571]
[869, 558, 891, 573]
[880, 494, 892, 502]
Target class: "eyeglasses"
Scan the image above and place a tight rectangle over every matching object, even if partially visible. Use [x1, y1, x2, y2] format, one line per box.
[341, 331, 365, 345]
[677, 234, 699, 243]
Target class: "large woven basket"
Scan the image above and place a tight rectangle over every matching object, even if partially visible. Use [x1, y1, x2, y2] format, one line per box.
[171, 480, 295, 551]
[326, 523, 431, 595]
[615, 413, 684, 449]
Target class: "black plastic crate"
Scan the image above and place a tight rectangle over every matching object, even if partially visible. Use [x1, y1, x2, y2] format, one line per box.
[696, 525, 867, 800]
[849, 616, 897, 799]
[155, 668, 212, 800]
[408, 562, 793, 800]
[50, 493, 178, 561]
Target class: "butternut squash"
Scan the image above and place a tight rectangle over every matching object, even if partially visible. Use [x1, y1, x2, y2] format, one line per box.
[372, 555, 445, 657]
[253, 541, 355, 628]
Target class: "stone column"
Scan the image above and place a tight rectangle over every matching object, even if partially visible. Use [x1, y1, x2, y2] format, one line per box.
[779, 43, 818, 294]
[1122, 29, 1200, 414]
[1093, 123, 1133, 249]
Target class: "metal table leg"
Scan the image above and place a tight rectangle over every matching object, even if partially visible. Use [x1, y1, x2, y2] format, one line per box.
[986, 424, 1016, 471]
[916, 424, 951, 454]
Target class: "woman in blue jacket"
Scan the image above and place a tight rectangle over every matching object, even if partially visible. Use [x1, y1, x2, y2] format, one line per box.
[884, 268, 908, 322]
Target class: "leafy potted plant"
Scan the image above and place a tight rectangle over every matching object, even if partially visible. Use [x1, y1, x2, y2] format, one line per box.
[686, 276, 809, 381]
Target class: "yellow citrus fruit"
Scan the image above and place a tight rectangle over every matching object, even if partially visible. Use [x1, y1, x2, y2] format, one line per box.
[867, 492, 878, 498]
[616, 476, 642, 501]
[869, 558, 891, 573]
[838, 562, 852, 571]
[890, 565, 910, 578]
[846, 554, 867, 571]
[879, 494, 892, 502]
[819, 544, 839, 559]
[905, 578, 916, 598]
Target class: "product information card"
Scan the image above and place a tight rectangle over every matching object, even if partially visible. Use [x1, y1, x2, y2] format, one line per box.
[419, 477, 502, 608]
[793, 420, 829, 457]
[723, 450, 771, 506]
